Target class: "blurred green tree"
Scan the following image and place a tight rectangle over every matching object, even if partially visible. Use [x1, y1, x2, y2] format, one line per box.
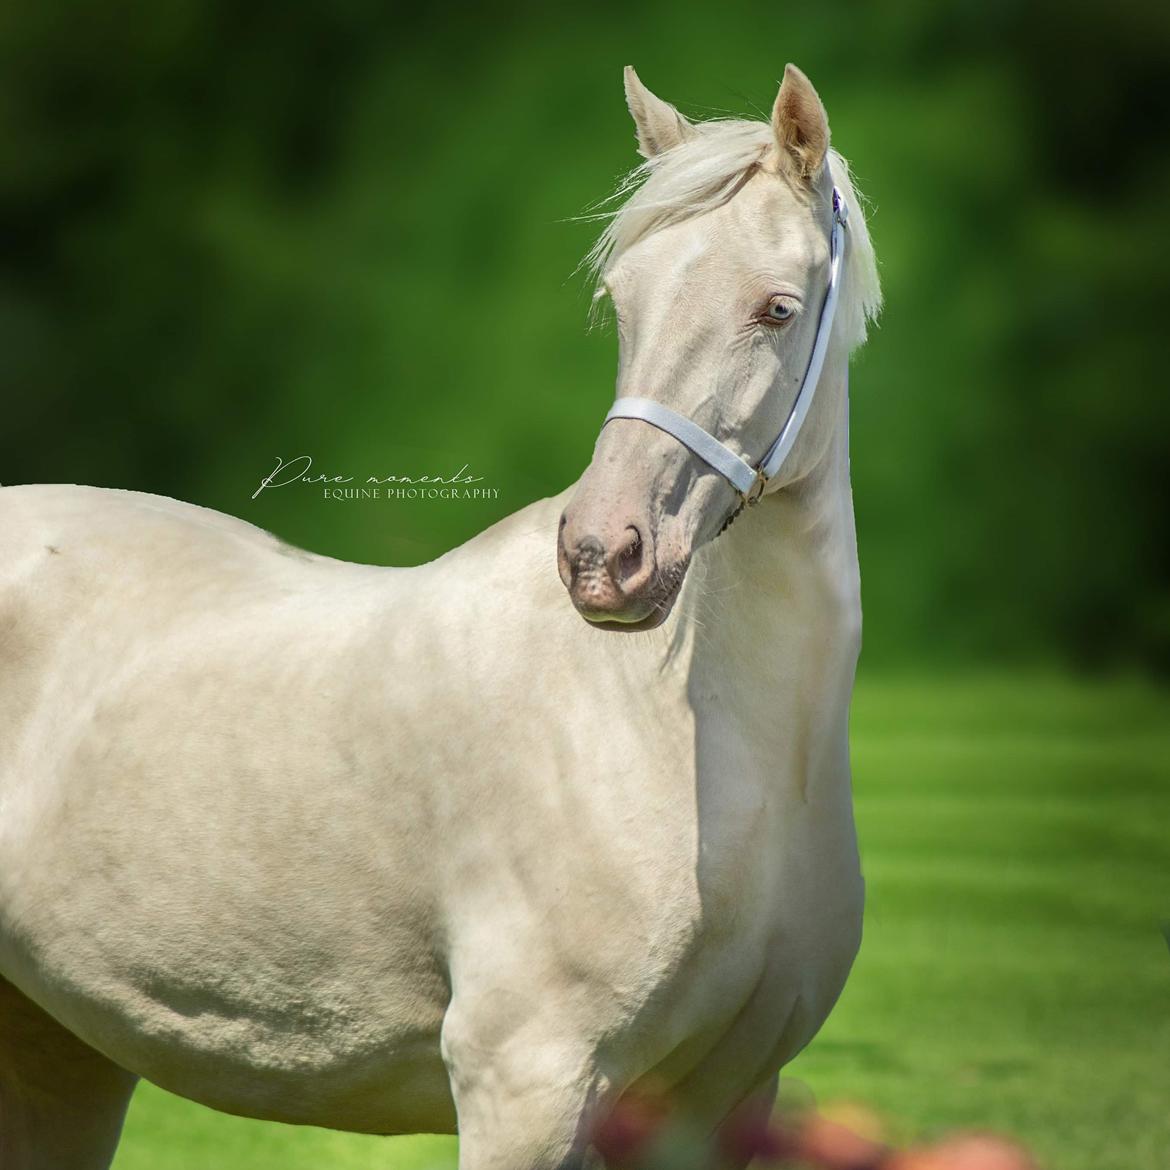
[1, 0, 1166, 669]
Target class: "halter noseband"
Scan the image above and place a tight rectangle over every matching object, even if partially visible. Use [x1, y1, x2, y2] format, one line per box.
[600, 186, 848, 508]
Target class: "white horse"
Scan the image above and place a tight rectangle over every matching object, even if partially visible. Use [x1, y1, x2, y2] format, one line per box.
[0, 64, 879, 1169]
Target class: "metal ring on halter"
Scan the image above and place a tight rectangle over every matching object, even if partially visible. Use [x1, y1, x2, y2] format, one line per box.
[743, 467, 769, 506]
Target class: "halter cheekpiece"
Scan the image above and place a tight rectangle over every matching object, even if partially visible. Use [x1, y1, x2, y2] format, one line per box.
[600, 186, 848, 506]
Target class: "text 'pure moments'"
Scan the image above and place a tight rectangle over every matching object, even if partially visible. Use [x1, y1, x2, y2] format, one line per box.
[252, 456, 500, 502]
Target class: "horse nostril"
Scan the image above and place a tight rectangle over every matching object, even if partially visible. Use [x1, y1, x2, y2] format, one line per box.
[614, 526, 644, 587]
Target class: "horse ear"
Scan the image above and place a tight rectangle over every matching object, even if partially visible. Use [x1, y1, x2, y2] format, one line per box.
[771, 64, 830, 180]
[623, 66, 696, 159]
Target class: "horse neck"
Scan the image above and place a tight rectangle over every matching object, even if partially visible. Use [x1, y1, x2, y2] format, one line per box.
[672, 361, 861, 741]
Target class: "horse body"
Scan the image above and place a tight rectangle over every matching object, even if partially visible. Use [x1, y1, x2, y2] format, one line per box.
[0, 435, 861, 1119]
[0, 64, 878, 1170]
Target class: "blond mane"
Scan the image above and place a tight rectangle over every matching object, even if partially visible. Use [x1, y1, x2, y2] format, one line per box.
[581, 117, 881, 351]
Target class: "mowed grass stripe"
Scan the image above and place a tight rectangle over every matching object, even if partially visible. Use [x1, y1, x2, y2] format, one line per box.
[111, 675, 1170, 1169]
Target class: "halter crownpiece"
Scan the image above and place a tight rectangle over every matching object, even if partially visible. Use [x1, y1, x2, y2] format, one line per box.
[601, 185, 848, 506]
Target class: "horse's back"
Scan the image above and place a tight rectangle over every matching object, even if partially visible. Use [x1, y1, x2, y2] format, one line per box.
[0, 482, 331, 603]
[0, 481, 391, 851]
[0, 483, 323, 784]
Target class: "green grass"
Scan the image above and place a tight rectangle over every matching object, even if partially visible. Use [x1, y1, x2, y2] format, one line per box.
[112, 674, 1170, 1170]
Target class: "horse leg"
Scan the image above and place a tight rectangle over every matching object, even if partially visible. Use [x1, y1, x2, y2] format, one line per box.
[443, 1006, 603, 1170]
[595, 1073, 780, 1170]
[0, 978, 138, 1170]
[448, 1046, 601, 1170]
[714, 1073, 781, 1170]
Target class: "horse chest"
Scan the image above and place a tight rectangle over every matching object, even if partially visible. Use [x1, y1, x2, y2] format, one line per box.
[604, 773, 862, 1101]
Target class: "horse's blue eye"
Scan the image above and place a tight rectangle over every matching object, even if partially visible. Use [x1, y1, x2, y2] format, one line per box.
[766, 298, 795, 322]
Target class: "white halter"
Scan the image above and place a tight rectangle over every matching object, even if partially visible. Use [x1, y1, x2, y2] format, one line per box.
[601, 186, 848, 506]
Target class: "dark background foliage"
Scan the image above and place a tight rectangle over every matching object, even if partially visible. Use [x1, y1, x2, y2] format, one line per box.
[2, 0, 1167, 670]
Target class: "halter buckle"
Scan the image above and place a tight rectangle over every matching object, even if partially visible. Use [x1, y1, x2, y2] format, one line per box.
[743, 466, 769, 506]
[832, 187, 848, 226]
